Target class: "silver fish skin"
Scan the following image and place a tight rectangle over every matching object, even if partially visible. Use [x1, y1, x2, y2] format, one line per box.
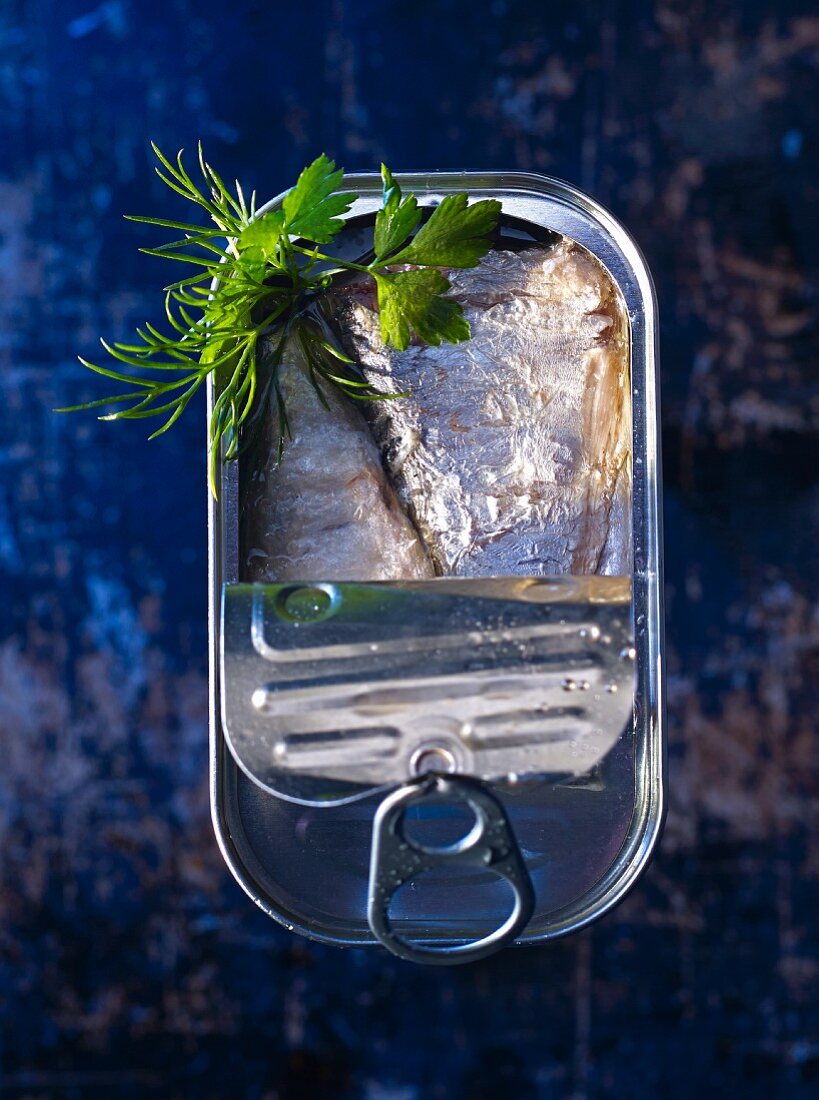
[329, 240, 632, 578]
[242, 341, 434, 583]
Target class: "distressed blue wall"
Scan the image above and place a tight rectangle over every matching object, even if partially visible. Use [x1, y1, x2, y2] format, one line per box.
[1, 1, 818, 1097]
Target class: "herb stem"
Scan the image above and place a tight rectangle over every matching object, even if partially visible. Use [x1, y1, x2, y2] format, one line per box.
[289, 245, 372, 275]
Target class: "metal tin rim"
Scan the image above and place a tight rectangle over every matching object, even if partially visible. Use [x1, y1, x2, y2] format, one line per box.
[208, 170, 666, 946]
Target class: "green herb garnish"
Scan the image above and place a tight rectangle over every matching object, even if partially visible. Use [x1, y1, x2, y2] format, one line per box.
[59, 145, 501, 495]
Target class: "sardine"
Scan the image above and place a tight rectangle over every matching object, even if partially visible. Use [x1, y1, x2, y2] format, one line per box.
[330, 240, 632, 577]
[242, 341, 434, 582]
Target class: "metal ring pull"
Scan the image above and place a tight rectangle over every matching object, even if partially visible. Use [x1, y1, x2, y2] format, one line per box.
[367, 773, 535, 964]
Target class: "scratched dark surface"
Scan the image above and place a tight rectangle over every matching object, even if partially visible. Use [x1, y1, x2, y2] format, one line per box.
[1, 0, 818, 1096]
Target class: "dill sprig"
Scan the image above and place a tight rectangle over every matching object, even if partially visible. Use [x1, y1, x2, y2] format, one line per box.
[59, 146, 501, 496]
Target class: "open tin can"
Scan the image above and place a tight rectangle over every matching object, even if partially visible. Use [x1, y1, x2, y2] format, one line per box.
[208, 171, 665, 963]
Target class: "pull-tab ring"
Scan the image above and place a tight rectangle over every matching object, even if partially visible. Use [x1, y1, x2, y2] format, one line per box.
[367, 774, 535, 964]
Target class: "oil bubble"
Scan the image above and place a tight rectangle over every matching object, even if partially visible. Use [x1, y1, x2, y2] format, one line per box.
[276, 584, 340, 623]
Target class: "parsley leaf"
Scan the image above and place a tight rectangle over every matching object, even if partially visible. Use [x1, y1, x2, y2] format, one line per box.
[237, 209, 285, 260]
[369, 174, 500, 351]
[375, 269, 470, 351]
[237, 155, 354, 256]
[373, 165, 422, 261]
[389, 192, 501, 268]
[281, 153, 354, 243]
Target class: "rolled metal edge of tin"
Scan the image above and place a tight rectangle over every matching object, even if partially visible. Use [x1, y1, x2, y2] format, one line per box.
[207, 170, 666, 947]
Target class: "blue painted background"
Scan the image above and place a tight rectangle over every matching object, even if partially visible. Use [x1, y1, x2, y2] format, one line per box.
[1, 1, 818, 1096]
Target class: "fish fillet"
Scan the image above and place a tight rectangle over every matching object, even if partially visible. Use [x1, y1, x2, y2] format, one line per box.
[242, 340, 434, 582]
[329, 240, 632, 577]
